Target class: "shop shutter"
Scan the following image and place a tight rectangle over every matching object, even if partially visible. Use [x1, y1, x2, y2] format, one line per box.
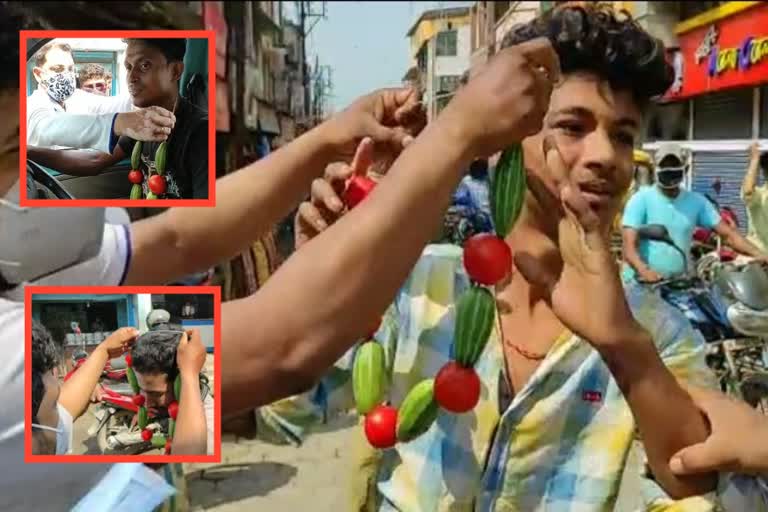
[693, 89, 753, 140]
[691, 151, 750, 234]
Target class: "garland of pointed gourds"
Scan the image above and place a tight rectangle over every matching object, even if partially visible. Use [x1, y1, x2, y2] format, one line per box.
[350, 144, 527, 449]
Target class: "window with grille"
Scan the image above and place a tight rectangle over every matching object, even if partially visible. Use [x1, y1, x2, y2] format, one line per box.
[436, 75, 460, 94]
[151, 294, 215, 321]
[436, 30, 457, 57]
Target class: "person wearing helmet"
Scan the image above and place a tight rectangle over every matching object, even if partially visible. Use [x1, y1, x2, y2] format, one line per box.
[613, 149, 655, 235]
[622, 142, 767, 283]
[146, 309, 175, 331]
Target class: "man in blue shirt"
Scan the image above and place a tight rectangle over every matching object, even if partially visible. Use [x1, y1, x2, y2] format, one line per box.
[622, 142, 766, 282]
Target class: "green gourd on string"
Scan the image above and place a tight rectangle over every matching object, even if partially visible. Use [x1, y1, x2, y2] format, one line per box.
[174, 373, 182, 400]
[127, 140, 169, 199]
[151, 432, 166, 448]
[350, 143, 528, 450]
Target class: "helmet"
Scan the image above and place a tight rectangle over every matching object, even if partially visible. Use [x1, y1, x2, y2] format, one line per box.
[146, 309, 171, 330]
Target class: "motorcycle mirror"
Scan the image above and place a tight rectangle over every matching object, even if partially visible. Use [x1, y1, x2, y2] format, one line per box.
[636, 224, 689, 272]
[636, 224, 674, 244]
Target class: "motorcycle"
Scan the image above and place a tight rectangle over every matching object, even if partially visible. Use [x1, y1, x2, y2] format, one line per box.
[635, 225, 768, 413]
[89, 373, 211, 454]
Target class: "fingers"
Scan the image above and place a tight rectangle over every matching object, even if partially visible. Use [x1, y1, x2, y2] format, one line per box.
[516, 37, 561, 85]
[114, 327, 139, 343]
[311, 177, 344, 213]
[298, 201, 330, 232]
[351, 137, 375, 177]
[669, 441, 734, 476]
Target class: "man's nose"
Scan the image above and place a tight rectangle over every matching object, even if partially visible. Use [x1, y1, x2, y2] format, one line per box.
[583, 128, 619, 177]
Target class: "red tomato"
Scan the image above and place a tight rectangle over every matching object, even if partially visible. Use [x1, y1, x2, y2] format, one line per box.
[364, 405, 398, 449]
[343, 176, 376, 209]
[125, 354, 132, 367]
[132, 394, 145, 406]
[148, 174, 167, 195]
[164, 440, 172, 455]
[128, 170, 143, 184]
[168, 401, 179, 420]
[141, 429, 152, 442]
[463, 234, 512, 285]
[434, 362, 481, 413]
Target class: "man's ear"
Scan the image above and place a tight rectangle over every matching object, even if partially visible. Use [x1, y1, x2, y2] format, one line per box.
[171, 61, 184, 83]
[32, 67, 44, 83]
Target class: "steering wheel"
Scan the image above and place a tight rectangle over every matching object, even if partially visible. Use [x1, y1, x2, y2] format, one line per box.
[27, 160, 76, 200]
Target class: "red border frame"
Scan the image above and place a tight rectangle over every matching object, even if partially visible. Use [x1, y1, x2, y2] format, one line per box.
[19, 30, 217, 207]
[24, 285, 222, 464]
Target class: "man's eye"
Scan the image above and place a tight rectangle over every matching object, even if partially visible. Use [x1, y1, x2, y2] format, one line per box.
[556, 121, 584, 136]
[140, 61, 151, 71]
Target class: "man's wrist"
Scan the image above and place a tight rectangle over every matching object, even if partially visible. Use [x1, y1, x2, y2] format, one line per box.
[597, 326, 660, 390]
[93, 344, 110, 362]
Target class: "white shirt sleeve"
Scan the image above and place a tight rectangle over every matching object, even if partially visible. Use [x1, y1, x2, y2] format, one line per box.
[27, 90, 117, 152]
[71, 89, 134, 115]
[32, 223, 132, 287]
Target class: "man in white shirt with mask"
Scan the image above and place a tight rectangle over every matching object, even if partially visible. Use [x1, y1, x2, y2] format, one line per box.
[27, 41, 176, 152]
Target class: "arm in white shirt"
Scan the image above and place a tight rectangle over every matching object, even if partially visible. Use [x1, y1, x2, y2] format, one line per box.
[27, 106, 115, 153]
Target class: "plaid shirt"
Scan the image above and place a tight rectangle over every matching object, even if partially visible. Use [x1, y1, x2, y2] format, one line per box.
[260, 244, 768, 511]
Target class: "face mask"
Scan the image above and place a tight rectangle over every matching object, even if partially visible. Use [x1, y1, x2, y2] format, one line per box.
[40, 71, 76, 103]
[0, 180, 106, 288]
[656, 167, 685, 189]
[31, 403, 73, 455]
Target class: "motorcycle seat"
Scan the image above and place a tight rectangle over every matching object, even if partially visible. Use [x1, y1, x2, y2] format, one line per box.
[716, 263, 768, 311]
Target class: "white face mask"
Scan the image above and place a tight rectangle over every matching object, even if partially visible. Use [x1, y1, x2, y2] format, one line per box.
[31, 403, 73, 455]
[0, 179, 105, 287]
[40, 70, 76, 103]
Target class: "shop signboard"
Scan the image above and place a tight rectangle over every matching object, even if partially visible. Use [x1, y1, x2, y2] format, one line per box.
[666, 3, 768, 100]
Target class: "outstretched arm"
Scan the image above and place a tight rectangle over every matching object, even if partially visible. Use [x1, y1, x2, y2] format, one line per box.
[27, 145, 124, 177]
[58, 328, 137, 421]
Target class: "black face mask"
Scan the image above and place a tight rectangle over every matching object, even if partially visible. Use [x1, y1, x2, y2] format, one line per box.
[657, 168, 684, 188]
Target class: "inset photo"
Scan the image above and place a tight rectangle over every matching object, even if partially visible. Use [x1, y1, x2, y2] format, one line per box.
[25, 286, 220, 464]
[19, 30, 215, 207]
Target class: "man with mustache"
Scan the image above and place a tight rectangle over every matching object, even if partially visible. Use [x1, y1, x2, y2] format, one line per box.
[622, 142, 767, 283]
[27, 41, 174, 151]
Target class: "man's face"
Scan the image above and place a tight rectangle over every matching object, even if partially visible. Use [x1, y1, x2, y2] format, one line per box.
[521, 72, 641, 228]
[81, 77, 109, 96]
[135, 371, 174, 412]
[32, 370, 60, 455]
[124, 41, 182, 108]
[655, 155, 686, 191]
[33, 46, 75, 85]
[0, 90, 19, 198]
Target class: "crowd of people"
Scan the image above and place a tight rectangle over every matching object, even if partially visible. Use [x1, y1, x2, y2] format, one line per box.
[2, 2, 768, 511]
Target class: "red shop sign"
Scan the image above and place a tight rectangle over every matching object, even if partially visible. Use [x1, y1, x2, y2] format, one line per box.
[665, 3, 768, 100]
[203, 1, 228, 79]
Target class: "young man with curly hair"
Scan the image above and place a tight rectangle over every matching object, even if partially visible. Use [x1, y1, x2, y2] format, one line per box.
[268, 4, 768, 510]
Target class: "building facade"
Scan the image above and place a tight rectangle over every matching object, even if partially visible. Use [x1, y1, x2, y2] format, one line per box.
[404, 7, 471, 120]
[639, 1, 768, 233]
